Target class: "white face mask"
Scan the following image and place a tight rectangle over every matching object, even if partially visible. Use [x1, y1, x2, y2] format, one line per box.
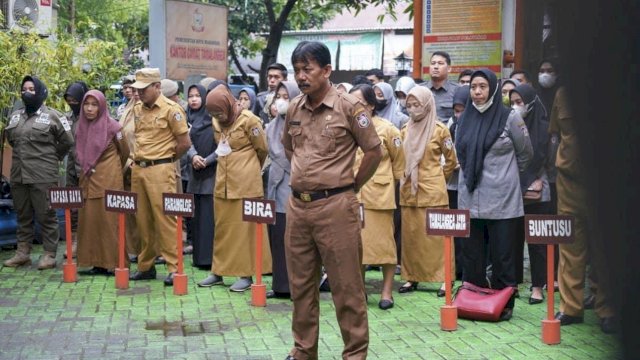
[512, 104, 527, 118]
[538, 73, 557, 88]
[398, 99, 407, 108]
[215, 136, 232, 157]
[275, 98, 289, 115]
[472, 83, 498, 113]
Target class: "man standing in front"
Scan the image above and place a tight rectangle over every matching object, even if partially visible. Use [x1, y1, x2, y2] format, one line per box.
[282, 41, 382, 360]
[128, 68, 191, 286]
[420, 51, 459, 121]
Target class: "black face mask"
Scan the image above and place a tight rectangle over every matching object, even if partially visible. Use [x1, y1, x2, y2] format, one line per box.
[69, 103, 81, 116]
[375, 99, 388, 111]
[21, 92, 41, 114]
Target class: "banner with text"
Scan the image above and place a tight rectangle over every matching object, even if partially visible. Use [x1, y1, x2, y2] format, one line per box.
[165, 1, 228, 80]
[422, 0, 502, 79]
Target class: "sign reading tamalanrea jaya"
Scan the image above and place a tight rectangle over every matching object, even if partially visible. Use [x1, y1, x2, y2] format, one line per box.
[426, 208, 470, 237]
[165, 1, 228, 80]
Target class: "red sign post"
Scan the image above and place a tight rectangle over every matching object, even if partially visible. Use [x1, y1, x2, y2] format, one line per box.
[49, 187, 83, 283]
[242, 198, 276, 307]
[105, 190, 137, 290]
[525, 214, 575, 345]
[426, 208, 470, 331]
[162, 193, 195, 295]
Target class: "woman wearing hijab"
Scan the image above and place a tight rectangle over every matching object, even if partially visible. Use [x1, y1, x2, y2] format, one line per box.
[510, 83, 551, 304]
[185, 84, 217, 269]
[501, 79, 520, 107]
[398, 86, 457, 295]
[3, 76, 74, 269]
[197, 86, 271, 292]
[264, 81, 300, 299]
[349, 84, 405, 309]
[374, 82, 409, 129]
[238, 87, 259, 116]
[455, 69, 533, 319]
[336, 82, 353, 94]
[75, 90, 130, 274]
[394, 76, 417, 116]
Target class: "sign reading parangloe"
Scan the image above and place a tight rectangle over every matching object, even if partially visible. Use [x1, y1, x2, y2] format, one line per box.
[242, 198, 276, 224]
[162, 193, 195, 217]
[104, 190, 137, 214]
[525, 215, 575, 245]
[426, 208, 470, 237]
[48, 187, 83, 209]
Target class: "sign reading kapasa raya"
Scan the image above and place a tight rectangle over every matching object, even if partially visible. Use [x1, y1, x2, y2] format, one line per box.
[242, 198, 276, 224]
[426, 208, 470, 237]
[104, 190, 137, 214]
[49, 187, 83, 209]
[525, 215, 575, 244]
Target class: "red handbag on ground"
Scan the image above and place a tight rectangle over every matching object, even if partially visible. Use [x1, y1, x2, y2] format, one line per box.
[452, 282, 515, 322]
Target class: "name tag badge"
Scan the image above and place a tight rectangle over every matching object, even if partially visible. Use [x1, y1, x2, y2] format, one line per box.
[359, 203, 365, 228]
[35, 113, 51, 125]
[9, 115, 20, 126]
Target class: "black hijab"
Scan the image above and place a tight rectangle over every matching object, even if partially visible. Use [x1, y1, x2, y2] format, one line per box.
[206, 80, 228, 94]
[537, 60, 560, 114]
[21, 76, 48, 114]
[455, 69, 511, 192]
[188, 84, 216, 180]
[510, 84, 550, 191]
[449, 85, 470, 142]
[64, 81, 89, 116]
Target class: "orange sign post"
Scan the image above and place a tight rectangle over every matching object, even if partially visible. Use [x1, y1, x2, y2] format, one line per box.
[105, 190, 138, 290]
[242, 198, 276, 307]
[163, 193, 195, 296]
[426, 208, 470, 331]
[49, 187, 83, 283]
[525, 214, 575, 345]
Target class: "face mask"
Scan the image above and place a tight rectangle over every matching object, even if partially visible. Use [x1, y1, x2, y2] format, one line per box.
[275, 98, 289, 115]
[69, 103, 81, 116]
[502, 94, 510, 106]
[408, 108, 426, 121]
[512, 104, 527, 118]
[472, 83, 498, 113]
[375, 99, 388, 111]
[538, 73, 557, 88]
[21, 91, 40, 113]
[215, 136, 232, 157]
[398, 99, 406, 108]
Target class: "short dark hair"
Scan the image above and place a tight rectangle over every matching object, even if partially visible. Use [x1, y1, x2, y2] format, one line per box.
[431, 51, 452, 65]
[351, 75, 370, 86]
[267, 63, 288, 79]
[459, 69, 474, 78]
[365, 68, 385, 80]
[291, 41, 331, 67]
[510, 69, 530, 82]
[350, 84, 378, 115]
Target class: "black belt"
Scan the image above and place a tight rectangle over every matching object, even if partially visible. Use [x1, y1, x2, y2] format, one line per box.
[134, 157, 173, 168]
[292, 185, 353, 202]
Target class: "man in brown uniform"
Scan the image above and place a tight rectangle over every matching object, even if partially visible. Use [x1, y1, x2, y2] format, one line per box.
[281, 41, 382, 360]
[128, 68, 191, 286]
[552, 87, 616, 333]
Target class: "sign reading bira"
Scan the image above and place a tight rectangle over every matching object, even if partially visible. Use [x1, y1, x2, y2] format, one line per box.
[162, 193, 195, 217]
[426, 208, 470, 237]
[525, 215, 575, 245]
[104, 190, 137, 214]
[48, 187, 83, 209]
[242, 198, 276, 224]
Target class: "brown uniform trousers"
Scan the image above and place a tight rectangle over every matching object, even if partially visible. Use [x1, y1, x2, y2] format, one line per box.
[119, 99, 141, 256]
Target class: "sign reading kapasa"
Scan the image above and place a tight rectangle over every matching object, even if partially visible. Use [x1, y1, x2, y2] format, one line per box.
[242, 198, 276, 224]
[49, 187, 83, 209]
[162, 193, 195, 217]
[525, 215, 575, 244]
[426, 208, 470, 237]
[104, 190, 137, 214]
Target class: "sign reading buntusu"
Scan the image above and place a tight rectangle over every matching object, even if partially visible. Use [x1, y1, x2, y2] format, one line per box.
[242, 198, 276, 224]
[104, 190, 137, 214]
[426, 208, 470, 237]
[525, 215, 574, 245]
[162, 193, 195, 217]
[48, 187, 83, 209]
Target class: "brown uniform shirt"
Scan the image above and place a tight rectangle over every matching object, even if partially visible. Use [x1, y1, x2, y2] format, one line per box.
[213, 110, 268, 199]
[79, 135, 130, 199]
[282, 86, 381, 192]
[133, 94, 188, 161]
[549, 87, 579, 179]
[354, 116, 405, 210]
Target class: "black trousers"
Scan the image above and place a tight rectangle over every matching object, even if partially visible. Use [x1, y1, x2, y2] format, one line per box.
[191, 194, 214, 268]
[462, 218, 519, 294]
[393, 183, 402, 264]
[515, 201, 551, 287]
[448, 190, 464, 280]
[182, 180, 192, 244]
[268, 212, 290, 293]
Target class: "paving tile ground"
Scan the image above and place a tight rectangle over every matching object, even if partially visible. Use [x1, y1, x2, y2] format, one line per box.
[0, 243, 621, 359]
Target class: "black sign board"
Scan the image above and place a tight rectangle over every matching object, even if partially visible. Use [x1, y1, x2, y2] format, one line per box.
[426, 208, 470, 237]
[525, 215, 575, 245]
[48, 187, 83, 209]
[104, 190, 137, 214]
[242, 198, 276, 224]
[162, 193, 195, 217]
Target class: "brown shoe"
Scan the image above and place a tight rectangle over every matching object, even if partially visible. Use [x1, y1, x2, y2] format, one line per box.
[3, 243, 32, 267]
[37, 251, 57, 270]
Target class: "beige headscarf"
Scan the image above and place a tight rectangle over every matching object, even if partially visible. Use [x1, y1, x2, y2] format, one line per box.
[401, 86, 437, 195]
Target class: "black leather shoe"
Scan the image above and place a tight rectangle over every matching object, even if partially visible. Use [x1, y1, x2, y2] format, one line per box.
[398, 282, 418, 293]
[529, 296, 544, 305]
[129, 255, 138, 263]
[555, 312, 584, 326]
[600, 317, 618, 334]
[79, 267, 109, 276]
[437, 289, 446, 297]
[129, 267, 157, 281]
[584, 294, 596, 309]
[154, 256, 166, 265]
[500, 308, 513, 321]
[164, 272, 175, 286]
[284, 356, 296, 360]
[378, 297, 394, 310]
[267, 290, 291, 299]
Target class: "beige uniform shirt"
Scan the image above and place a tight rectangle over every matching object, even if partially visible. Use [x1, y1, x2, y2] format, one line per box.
[549, 87, 579, 179]
[282, 87, 381, 192]
[354, 116, 405, 210]
[400, 122, 457, 207]
[213, 110, 268, 199]
[133, 95, 188, 160]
